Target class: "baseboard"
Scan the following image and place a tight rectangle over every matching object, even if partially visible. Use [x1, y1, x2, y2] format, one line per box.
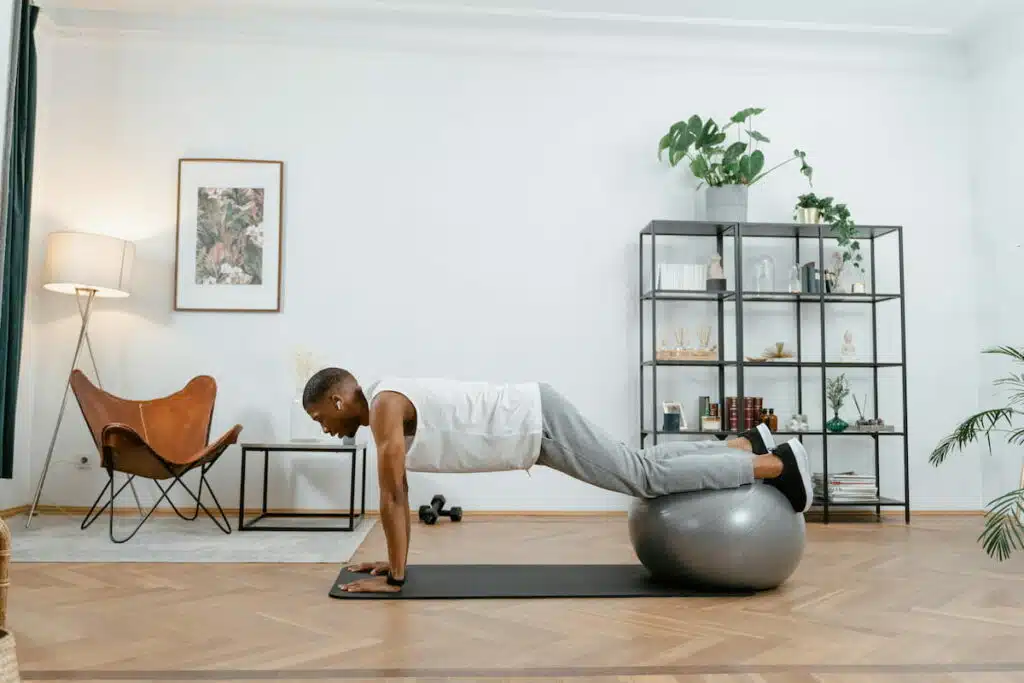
[0, 505, 27, 519]
[0, 504, 983, 521]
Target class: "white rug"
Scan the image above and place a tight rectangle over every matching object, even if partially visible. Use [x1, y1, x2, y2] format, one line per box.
[6, 513, 376, 563]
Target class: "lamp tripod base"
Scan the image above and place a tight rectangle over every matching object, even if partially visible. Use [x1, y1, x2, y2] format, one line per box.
[25, 288, 143, 529]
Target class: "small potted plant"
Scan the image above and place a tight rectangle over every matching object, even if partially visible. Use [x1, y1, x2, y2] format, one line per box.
[794, 192, 825, 224]
[825, 374, 850, 432]
[793, 193, 864, 291]
[658, 107, 813, 222]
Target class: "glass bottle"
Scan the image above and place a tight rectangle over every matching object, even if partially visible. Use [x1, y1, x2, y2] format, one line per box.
[753, 256, 775, 293]
[788, 265, 802, 293]
[768, 408, 778, 432]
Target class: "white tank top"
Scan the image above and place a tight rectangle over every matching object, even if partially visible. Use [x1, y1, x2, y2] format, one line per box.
[366, 376, 543, 473]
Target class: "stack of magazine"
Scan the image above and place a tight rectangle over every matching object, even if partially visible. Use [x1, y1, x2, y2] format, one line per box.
[812, 471, 878, 502]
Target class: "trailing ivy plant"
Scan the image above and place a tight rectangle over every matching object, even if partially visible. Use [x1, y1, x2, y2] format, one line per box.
[931, 346, 1024, 561]
[794, 192, 863, 276]
[658, 107, 813, 189]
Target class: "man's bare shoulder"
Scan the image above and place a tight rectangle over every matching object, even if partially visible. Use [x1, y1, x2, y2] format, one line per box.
[369, 390, 414, 423]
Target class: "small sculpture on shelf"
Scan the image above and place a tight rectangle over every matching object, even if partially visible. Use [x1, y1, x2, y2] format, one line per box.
[656, 325, 718, 361]
[825, 374, 850, 432]
[787, 414, 810, 432]
[745, 341, 794, 363]
[839, 329, 857, 362]
[706, 253, 727, 292]
[850, 394, 894, 432]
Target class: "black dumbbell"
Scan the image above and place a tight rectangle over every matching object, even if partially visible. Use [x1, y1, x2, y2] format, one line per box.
[418, 494, 463, 525]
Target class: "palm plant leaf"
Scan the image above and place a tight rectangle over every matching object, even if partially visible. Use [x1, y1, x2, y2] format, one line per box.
[978, 487, 1024, 561]
[933, 345, 1024, 560]
[929, 408, 1019, 466]
[984, 345, 1024, 364]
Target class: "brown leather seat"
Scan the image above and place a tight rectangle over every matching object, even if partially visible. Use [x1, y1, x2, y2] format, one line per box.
[70, 370, 242, 542]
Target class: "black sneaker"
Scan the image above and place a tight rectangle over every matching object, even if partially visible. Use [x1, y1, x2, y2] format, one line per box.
[764, 438, 813, 513]
[740, 423, 776, 455]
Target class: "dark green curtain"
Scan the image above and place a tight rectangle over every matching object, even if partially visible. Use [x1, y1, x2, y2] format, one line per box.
[0, 1, 38, 480]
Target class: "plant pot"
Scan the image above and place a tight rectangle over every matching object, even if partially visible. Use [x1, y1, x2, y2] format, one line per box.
[826, 413, 848, 433]
[796, 207, 820, 224]
[704, 184, 748, 223]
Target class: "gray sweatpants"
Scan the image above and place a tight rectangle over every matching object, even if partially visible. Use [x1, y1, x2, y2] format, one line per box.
[535, 383, 756, 498]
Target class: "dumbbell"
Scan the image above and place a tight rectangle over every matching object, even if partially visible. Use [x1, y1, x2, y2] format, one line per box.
[418, 494, 463, 525]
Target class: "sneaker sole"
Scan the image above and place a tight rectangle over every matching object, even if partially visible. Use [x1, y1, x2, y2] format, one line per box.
[756, 423, 775, 452]
[786, 437, 813, 512]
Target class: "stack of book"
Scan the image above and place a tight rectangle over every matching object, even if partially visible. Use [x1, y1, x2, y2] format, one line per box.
[812, 471, 878, 502]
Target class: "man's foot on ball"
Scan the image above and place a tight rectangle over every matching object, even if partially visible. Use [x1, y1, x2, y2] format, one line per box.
[740, 423, 776, 455]
[764, 438, 813, 513]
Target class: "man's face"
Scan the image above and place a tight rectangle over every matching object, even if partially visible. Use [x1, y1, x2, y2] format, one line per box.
[306, 391, 361, 439]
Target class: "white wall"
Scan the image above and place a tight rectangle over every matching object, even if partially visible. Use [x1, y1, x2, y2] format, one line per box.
[19, 13, 984, 513]
[967, 15, 1024, 507]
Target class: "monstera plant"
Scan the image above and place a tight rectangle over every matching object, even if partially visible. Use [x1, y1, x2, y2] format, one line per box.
[931, 346, 1024, 561]
[657, 107, 813, 189]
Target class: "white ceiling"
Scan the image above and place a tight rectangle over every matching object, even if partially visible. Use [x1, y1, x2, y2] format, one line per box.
[34, 0, 1022, 45]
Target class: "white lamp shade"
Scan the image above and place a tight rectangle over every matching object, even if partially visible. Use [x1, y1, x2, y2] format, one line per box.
[42, 231, 135, 298]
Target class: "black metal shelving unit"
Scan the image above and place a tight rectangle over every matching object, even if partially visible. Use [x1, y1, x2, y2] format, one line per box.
[638, 219, 909, 524]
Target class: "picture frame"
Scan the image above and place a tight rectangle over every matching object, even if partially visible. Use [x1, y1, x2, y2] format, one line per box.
[661, 401, 687, 432]
[173, 158, 284, 312]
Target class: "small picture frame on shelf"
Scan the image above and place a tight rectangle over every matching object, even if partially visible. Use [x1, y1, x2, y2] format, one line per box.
[662, 401, 687, 431]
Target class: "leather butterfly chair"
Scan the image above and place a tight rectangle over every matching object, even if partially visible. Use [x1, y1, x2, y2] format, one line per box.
[70, 370, 242, 543]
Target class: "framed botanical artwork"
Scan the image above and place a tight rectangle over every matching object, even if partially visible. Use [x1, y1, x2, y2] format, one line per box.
[173, 158, 284, 312]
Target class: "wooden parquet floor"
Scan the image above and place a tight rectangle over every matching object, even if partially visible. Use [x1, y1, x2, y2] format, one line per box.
[6, 514, 1024, 683]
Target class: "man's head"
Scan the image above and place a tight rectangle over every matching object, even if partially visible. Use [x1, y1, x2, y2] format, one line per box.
[302, 367, 368, 439]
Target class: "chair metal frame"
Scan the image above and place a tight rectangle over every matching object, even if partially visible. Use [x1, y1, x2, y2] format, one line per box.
[70, 370, 241, 543]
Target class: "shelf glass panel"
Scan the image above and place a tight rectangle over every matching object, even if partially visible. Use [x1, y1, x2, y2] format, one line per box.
[640, 220, 901, 240]
[640, 290, 901, 303]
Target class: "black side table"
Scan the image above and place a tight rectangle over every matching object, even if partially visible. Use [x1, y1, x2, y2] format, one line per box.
[238, 441, 368, 531]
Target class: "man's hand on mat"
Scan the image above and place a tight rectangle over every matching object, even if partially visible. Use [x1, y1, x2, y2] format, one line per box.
[339, 575, 402, 593]
[345, 560, 390, 575]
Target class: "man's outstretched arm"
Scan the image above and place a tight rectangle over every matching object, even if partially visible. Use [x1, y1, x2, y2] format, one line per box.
[340, 392, 410, 593]
[374, 394, 410, 582]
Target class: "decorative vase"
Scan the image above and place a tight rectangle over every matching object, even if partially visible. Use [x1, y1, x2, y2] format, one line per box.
[796, 207, 820, 224]
[704, 184, 748, 223]
[289, 393, 320, 442]
[826, 412, 848, 433]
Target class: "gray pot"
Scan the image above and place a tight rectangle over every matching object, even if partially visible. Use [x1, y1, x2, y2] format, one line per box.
[796, 207, 820, 224]
[704, 184, 748, 223]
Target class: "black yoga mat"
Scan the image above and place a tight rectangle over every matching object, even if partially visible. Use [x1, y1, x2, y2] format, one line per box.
[328, 564, 756, 599]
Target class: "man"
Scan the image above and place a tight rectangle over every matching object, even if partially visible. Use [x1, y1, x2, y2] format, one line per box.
[303, 368, 813, 594]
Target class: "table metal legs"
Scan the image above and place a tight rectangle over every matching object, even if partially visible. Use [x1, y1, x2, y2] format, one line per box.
[237, 447, 368, 531]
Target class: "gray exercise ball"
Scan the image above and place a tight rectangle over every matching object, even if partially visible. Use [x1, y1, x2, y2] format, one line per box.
[628, 483, 806, 591]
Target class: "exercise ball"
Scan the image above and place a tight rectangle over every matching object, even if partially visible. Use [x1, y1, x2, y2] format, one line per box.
[628, 483, 805, 591]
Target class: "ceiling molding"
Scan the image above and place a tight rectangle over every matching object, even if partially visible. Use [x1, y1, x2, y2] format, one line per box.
[32, 1, 976, 78]
[35, 1, 968, 41]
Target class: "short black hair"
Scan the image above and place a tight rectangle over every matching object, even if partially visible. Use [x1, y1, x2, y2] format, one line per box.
[302, 367, 353, 409]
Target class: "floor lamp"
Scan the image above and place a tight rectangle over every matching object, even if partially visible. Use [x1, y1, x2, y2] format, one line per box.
[26, 231, 137, 528]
